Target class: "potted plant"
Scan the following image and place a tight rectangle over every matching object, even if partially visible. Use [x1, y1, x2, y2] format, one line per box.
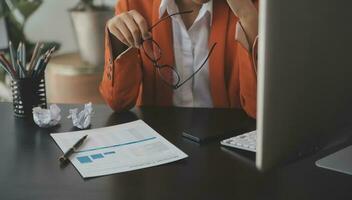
[0, 0, 59, 100]
[70, 0, 114, 67]
[0, 0, 60, 58]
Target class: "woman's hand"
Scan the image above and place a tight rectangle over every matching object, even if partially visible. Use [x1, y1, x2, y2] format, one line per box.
[226, 0, 258, 47]
[107, 10, 151, 48]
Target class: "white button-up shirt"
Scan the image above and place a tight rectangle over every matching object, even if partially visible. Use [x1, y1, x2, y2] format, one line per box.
[159, 0, 214, 108]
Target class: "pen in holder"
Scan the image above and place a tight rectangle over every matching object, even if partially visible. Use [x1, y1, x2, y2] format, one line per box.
[11, 76, 47, 118]
[0, 41, 56, 118]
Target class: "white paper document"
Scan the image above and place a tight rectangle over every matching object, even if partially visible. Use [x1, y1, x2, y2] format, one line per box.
[51, 120, 188, 178]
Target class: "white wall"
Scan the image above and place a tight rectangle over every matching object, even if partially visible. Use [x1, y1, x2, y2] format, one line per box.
[24, 0, 117, 55]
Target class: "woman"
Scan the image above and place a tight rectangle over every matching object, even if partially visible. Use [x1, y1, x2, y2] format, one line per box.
[100, 0, 258, 118]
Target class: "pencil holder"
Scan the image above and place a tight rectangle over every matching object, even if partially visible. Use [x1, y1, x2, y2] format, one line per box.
[11, 76, 47, 118]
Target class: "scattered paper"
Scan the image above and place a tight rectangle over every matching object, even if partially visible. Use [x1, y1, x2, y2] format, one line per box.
[32, 104, 61, 128]
[68, 102, 93, 129]
[51, 120, 188, 178]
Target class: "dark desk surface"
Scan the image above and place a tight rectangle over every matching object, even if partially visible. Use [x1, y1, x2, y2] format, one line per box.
[0, 103, 352, 200]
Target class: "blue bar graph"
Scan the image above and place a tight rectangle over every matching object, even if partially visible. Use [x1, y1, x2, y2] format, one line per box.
[77, 156, 92, 164]
[77, 152, 116, 164]
[76, 137, 156, 164]
[91, 154, 104, 159]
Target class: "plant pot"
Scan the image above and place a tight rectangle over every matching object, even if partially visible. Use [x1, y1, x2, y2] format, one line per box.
[70, 9, 113, 67]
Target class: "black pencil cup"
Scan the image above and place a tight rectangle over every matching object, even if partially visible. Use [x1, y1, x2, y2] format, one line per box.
[11, 77, 47, 118]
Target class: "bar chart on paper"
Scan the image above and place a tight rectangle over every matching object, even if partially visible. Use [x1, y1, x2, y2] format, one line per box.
[76, 151, 115, 164]
[51, 120, 188, 178]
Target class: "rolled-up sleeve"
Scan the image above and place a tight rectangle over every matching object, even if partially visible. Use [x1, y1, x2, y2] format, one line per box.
[234, 22, 258, 118]
[99, 0, 143, 112]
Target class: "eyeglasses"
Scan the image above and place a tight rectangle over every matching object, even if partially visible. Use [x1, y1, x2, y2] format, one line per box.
[141, 10, 217, 89]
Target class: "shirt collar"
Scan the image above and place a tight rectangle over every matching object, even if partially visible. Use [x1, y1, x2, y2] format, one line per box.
[159, 0, 213, 25]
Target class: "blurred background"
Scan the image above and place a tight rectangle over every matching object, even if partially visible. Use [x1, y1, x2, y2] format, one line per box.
[0, 0, 118, 104]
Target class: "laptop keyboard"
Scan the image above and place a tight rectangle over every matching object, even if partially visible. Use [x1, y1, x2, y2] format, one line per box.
[221, 130, 257, 152]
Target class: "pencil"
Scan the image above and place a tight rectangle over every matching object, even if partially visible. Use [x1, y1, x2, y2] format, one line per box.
[36, 43, 44, 60]
[32, 55, 45, 79]
[8, 41, 17, 74]
[36, 53, 51, 76]
[35, 48, 55, 78]
[34, 48, 52, 78]
[0, 60, 14, 78]
[29, 43, 44, 76]
[17, 42, 23, 78]
[44, 46, 56, 63]
[0, 54, 12, 71]
[17, 42, 22, 62]
[28, 42, 40, 71]
[16, 60, 27, 78]
[0, 54, 16, 78]
[22, 42, 26, 69]
[0, 54, 11, 67]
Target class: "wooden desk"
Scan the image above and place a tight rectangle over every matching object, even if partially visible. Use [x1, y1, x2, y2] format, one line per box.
[0, 103, 351, 200]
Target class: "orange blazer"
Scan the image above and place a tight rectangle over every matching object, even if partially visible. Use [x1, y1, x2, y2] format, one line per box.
[100, 0, 258, 118]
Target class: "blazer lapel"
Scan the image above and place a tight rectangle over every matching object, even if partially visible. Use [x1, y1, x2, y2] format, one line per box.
[208, 1, 231, 107]
[151, 0, 174, 106]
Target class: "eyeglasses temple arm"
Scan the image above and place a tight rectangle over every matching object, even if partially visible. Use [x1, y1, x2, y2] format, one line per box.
[176, 43, 217, 89]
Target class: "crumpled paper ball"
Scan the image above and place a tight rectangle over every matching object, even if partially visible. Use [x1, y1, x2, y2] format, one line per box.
[67, 102, 93, 129]
[33, 104, 61, 128]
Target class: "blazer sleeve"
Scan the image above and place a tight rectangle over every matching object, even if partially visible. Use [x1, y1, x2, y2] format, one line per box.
[234, 0, 259, 119]
[99, 0, 142, 112]
[237, 42, 257, 119]
[235, 24, 258, 119]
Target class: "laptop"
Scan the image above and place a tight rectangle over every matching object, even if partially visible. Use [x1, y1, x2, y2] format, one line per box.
[224, 0, 352, 172]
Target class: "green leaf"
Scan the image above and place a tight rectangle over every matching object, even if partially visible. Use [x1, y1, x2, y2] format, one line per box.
[16, 0, 43, 18]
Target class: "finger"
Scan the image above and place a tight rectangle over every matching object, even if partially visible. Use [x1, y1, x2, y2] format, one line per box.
[110, 26, 129, 46]
[115, 19, 135, 47]
[130, 10, 151, 40]
[124, 13, 142, 47]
